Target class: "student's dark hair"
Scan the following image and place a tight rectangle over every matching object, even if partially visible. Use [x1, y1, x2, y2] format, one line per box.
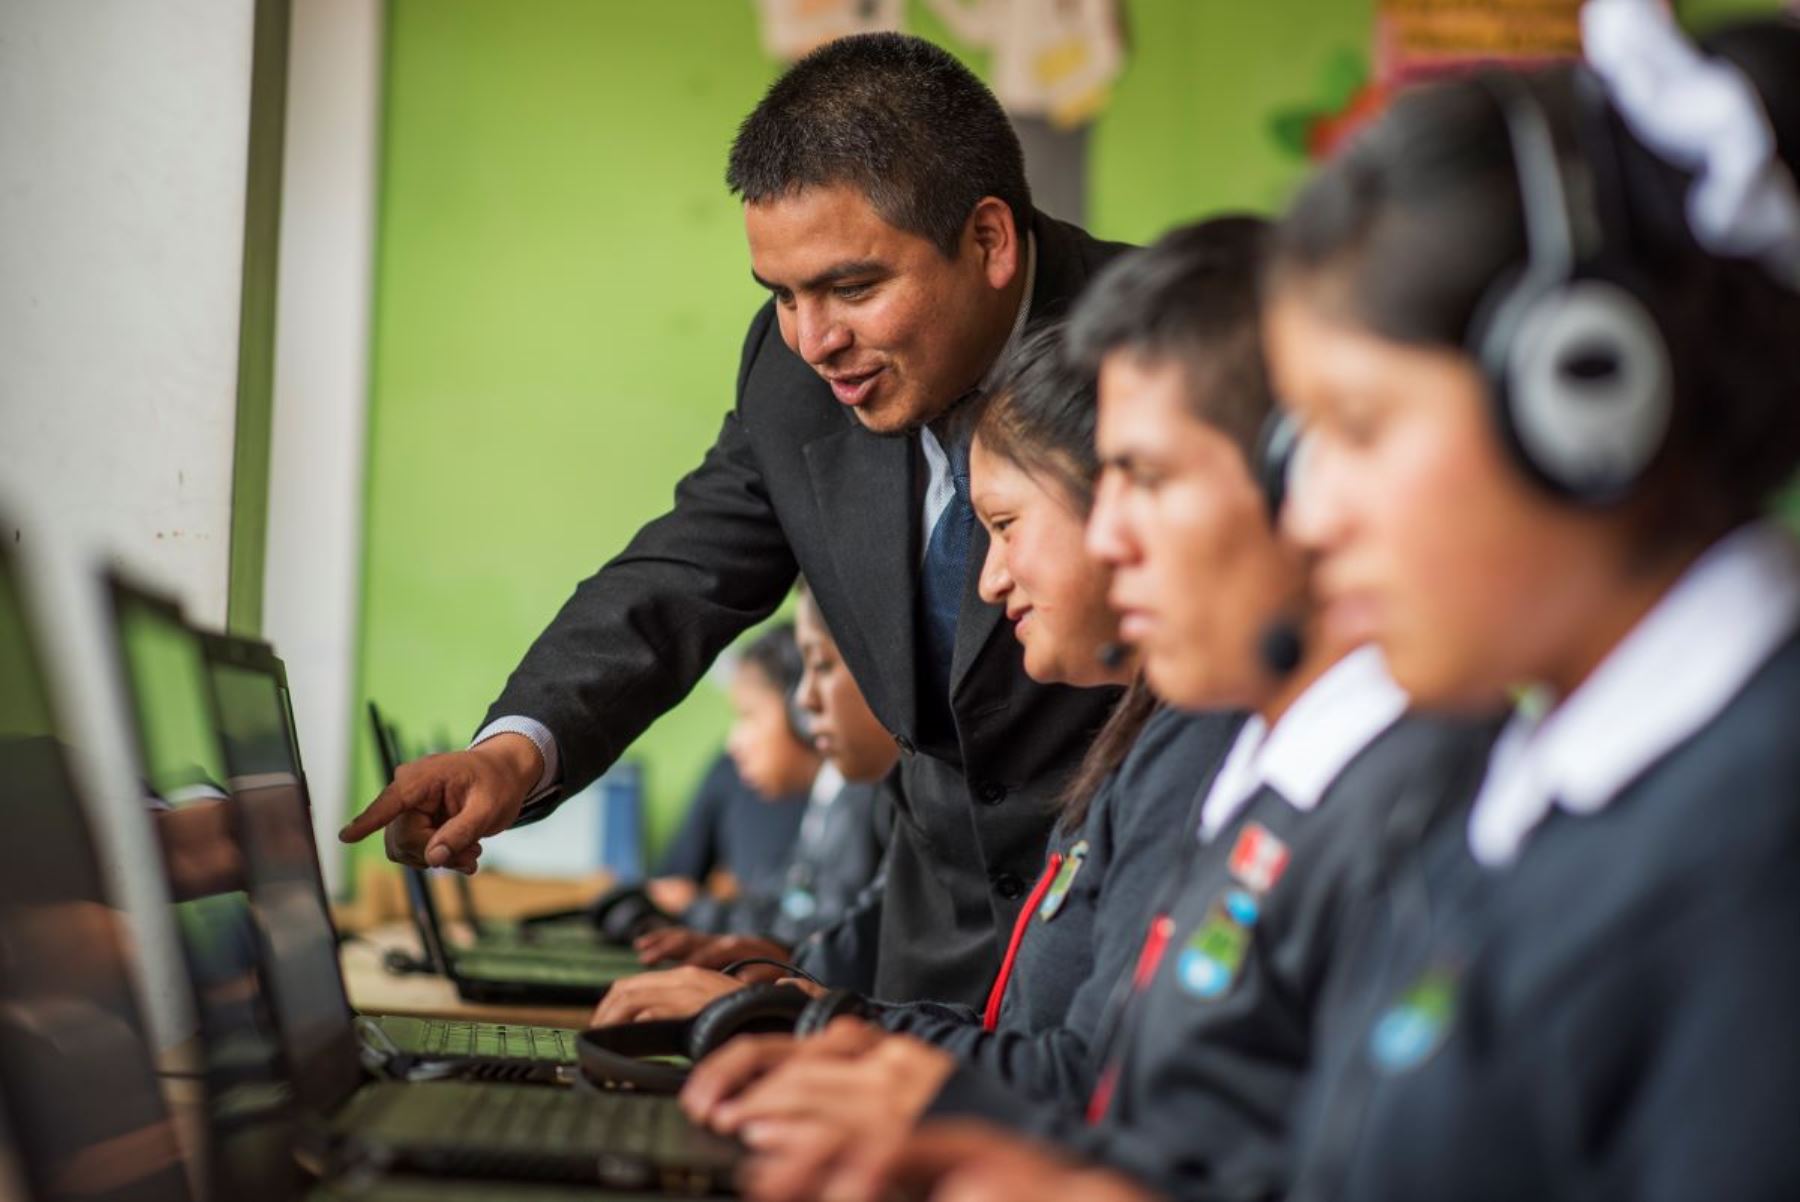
[726, 32, 1032, 256]
[975, 322, 1099, 513]
[1066, 216, 1276, 462]
[1056, 676, 1156, 835]
[739, 621, 804, 701]
[1268, 57, 1800, 556]
[968, 324, 1151, 831]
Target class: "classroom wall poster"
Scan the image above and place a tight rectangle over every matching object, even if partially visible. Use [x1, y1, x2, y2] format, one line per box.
[1376, 0, 1583, 85]
[753, 0, 906, 62]
[924, 0, 1125, 127]
[1277, 0, 1586, 162]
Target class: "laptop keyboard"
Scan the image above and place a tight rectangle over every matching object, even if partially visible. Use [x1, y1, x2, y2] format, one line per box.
[353, 1082, 734, 1162]
[459, 954, 622, 986]
[418, 1020, 573, 1061]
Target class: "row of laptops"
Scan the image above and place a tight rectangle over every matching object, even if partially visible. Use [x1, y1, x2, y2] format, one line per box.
[0, 536, 740, 1200]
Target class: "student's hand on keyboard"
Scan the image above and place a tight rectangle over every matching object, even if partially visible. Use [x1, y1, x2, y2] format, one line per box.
[589, 965, 746, 1025]
[682, 1015, 883, 1127]
[870, 1121, 1158, 1202]
[709, 1028, 955, 1202]
[338, 737, 538, 871]
[684, 934, 793, 971]
[633, 926, 712, 964]
[681, 1033, 800, 1123]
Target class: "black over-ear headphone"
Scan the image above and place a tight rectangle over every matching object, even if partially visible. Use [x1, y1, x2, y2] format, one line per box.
[1254, 410, 1303, 521]
[1468, 69, 1673, 505]
[577, 984, 869, 1093]
[1251, 411, 1308, 677]
[587, 884, 679, 946]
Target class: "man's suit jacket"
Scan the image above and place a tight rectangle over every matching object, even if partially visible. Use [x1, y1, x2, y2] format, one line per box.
[487, 211, 1132, 1005]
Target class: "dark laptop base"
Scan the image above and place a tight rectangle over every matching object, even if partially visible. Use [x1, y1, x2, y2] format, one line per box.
[332, 1082, 741, 1194]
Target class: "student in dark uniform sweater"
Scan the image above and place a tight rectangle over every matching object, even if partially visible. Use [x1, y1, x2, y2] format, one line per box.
[1260, 18, 1800, 1202]
[670, 624, 819, 929]
[675, 312, 1248, 1182]
[682, 219, 1500, 1202]
[857, 326, 1243, 1100]
[633, 581, 896, 972]
[863, 17, 1800, 1202]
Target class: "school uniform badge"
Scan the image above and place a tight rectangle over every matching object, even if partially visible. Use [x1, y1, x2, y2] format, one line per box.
[780, 887, 818, 921]
[1227, 822, 1290, 895]
[1369, 965, 1460, 1073]
[1175, 890, 1259, 1000]
[1038, 840, 1089, 922]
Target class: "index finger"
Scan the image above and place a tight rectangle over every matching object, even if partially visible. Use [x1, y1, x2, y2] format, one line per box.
[339, 781, 417, 843]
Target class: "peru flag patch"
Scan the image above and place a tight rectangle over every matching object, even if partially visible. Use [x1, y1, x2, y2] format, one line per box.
[1227, 822, 1290, 895]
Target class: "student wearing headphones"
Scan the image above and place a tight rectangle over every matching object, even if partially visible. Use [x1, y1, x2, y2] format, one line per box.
[1262, 14, 1800, 1201]
[678, 218, 1499, 1202]
[643, 627, 817, 921]
[864, 13, 1800, 1202]
[634, 582, 896, 972]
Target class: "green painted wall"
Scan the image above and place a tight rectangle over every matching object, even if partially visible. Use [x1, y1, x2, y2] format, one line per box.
[355, 0, 780, 869]
[1091, 0, 1374, 238]
[355, 0, 1380, 877]
[353, 0, 1787, 878]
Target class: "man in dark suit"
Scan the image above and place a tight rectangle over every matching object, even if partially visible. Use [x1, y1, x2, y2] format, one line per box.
[340, 33, 1127, 1007]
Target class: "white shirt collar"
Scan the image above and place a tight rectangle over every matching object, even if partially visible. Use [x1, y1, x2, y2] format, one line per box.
[808, 760, 845, 807]
[978, 230, 1037, 396]
[1198, 645, 1410, 842]
[1468, 522, 1800, 869]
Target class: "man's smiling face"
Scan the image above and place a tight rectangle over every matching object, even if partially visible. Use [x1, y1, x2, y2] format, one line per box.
[746, 183, 1021, 435]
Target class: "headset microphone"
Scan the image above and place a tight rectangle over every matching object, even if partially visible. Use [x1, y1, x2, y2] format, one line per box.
[1097, 641, 1131, 670]
[1258, 618, 1306, 678]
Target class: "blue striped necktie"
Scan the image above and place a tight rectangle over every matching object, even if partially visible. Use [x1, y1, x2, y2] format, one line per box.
[918, 434, 973, 734]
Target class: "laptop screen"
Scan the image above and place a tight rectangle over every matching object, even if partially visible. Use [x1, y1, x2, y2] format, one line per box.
[0, 556, 190, 1201]
[109, 581, 313, 1197]
[198, 637, 362, 1116]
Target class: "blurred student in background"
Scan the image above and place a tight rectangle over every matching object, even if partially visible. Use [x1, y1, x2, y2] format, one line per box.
[635, 585, 894, 974]
[656, 625, 819, 926]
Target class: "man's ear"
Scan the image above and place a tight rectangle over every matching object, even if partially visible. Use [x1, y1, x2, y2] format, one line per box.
[965, 197, 1022, 293]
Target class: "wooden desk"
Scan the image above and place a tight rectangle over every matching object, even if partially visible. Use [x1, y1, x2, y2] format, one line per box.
[341, 923, 598, 1029]
[332, 864, 613, 936]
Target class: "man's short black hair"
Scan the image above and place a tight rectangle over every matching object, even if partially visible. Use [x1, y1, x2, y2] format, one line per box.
[726, 32, 1031, 256]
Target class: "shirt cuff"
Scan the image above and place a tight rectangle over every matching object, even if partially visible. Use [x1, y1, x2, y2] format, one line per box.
[470, 715, 560, 802]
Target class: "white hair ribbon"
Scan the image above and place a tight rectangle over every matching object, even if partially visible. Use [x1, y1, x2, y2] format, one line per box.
[1582, 0, 1800, 288]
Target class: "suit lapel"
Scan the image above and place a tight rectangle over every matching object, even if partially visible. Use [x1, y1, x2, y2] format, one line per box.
[950, 520, 1004, 696]
[948, 211, 1094, 699]
[804, 422, 919, 734]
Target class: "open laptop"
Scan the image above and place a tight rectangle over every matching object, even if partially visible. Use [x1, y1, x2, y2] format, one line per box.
[0, 547, 192, 1202]
[202, 634, 589, 1072]
[21, 559, 674, 1199]
[112, 580, 580, 1083]
[106, 578, 740, 1191]
[367, 706, 649, 1006]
